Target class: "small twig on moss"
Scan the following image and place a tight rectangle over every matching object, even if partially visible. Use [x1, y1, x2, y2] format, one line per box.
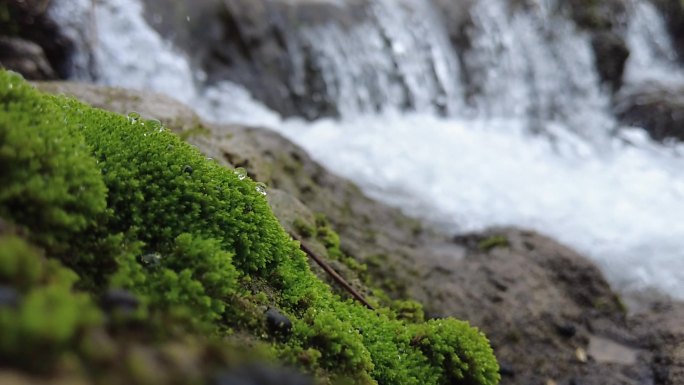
[290, 232, 375, 311]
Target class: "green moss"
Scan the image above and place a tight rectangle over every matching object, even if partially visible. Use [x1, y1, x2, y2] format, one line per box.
[0, 70, 500, 385]
[0, 74, 107, 252]
[292, 217, 315, 238]
[315, 214, 344, 259]
[478, 235, 509, 252]
[412, 319, 500, 385]
[0, 235, 102, 372]
[178, 123, 211, 140]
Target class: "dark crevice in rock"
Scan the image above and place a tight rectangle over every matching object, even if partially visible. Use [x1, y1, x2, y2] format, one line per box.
[0, 0, 75, 79]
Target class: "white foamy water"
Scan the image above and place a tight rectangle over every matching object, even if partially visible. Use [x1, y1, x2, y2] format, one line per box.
[50, 0, 684, 298]
[275, 114, 684, 297]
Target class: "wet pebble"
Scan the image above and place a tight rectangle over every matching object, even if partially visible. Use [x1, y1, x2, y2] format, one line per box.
[265, 308, 292, 335]
[212, 363, 313, 385]
[556, 322, 577, 338]
[0, 285, 20, 308]
[101, 289, 140, 314]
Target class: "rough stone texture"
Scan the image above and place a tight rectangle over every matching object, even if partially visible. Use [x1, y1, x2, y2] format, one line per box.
[36, 81, 684, 385]
[141, 0, 371, 119]
[432, 228, 651, 385]
[0, 37, 56, 80]
[33, 81, 203, 133]
[631, 298, 684, 385]
[614, 80, 684, 142]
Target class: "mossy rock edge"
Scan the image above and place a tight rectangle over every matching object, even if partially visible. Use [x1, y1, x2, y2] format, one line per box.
[0, 70, 499, 385]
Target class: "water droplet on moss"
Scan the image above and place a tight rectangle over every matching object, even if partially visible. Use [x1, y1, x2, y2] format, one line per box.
[127, 111, 141, 124]
[255, 182, 268, 196]
[182, 165, 193, 175]
[139, 253, 162, 267]
[148, 119, 164, 132]
[233, 167, 247, 180]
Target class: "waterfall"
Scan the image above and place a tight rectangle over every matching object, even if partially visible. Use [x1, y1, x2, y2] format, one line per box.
[624, 0, 684, 84]
[49, 0, 684, 299]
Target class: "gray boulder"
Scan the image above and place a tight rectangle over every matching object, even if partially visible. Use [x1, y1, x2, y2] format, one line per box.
[614, 81, 684, 142]
[142, 0, 372, 119]
[0, 37, 56, 80]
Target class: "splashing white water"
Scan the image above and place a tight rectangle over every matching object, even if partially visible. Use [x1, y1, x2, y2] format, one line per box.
[275, 113, 684, 297]
[624, 0, 684, 84]
[50, 0, 684, 298]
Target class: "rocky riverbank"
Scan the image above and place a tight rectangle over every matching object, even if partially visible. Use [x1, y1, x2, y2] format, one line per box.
[32, 80, 684, 385]
[4, 0, 684, 383]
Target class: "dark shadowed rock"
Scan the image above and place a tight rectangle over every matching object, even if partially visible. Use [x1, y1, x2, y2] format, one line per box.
[614, 81, 684, 142]
[212, 363, 314, 385]
[0, 37, 56, 80]
[101, 289, 140, 315]
[0, 0, 75, 78]
[591, 31, 630, 92]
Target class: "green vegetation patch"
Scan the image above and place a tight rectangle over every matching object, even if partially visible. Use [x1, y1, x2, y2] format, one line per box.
[0, 70, 499, 384]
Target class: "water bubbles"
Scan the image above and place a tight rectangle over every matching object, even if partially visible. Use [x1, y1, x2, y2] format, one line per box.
[182, 165, 194, 175]
[139, 253, 162, 268]
[255, 182, 268, 196]
[233, 167, 248, 180]
[127, 111, 141, 124]
[148, 119, 164, 132]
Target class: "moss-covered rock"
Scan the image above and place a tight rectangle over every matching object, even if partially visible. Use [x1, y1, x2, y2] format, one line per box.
[0, 70, 499, 384]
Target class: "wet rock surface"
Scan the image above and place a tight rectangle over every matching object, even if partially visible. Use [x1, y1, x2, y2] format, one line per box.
[265, 308, 292, 336]
[141, 0, 372, 119]
[614, 80, 684, 141]
[35, 81, 684, 385]
[100, 289, 140, 315]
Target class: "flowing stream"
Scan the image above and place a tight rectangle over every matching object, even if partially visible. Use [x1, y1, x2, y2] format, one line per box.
[50, 0, 684, 299]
